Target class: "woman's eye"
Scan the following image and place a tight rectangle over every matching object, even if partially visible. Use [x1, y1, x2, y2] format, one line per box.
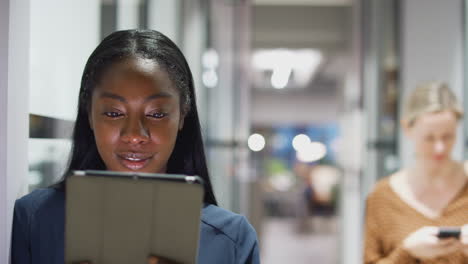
[103, 112, 123, 118]
[442, 134, 453, 141]
[147, 112, 167, 119]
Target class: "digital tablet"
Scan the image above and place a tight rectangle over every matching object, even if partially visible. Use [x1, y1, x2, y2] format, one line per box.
[65, 170, 205, 264]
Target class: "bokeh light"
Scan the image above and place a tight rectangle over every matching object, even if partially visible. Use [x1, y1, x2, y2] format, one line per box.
[292, 134, 311, 151]
[296, 141, 327, 162]
[248, 133, 266, 152]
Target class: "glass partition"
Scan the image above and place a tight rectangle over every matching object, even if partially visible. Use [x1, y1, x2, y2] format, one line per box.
[28, 0, 102, 191]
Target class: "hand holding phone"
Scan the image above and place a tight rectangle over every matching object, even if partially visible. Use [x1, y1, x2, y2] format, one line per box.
[437, 227, 461, 239]
[403, 226, 459, 259]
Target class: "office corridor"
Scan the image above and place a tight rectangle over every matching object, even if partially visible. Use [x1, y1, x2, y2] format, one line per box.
[261, 217, 339, 264]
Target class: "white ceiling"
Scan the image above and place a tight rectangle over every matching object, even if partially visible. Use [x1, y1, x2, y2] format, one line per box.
[249, 2, 352, 126]
[252, 5, 351, 50]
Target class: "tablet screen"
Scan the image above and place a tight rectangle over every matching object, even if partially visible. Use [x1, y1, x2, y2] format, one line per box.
[65, 171, 204, 264]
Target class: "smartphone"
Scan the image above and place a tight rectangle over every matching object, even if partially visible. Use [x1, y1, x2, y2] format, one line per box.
[437, 227, 461, 239]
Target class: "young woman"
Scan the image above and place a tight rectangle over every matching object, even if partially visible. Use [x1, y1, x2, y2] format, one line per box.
[11, 29, 259, 264]
[364, 82, 468, 263]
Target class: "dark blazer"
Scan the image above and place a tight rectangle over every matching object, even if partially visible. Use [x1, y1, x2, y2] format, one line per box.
[11, 188, 260, 264]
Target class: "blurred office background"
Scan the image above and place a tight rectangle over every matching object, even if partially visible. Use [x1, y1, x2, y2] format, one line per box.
[1, 0, 467, 263]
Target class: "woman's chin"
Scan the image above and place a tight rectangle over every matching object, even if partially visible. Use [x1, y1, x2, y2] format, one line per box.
[424, 157, 450, 168]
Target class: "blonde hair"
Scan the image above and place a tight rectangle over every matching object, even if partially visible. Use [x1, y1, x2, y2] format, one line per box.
[403, 81, 463, 126]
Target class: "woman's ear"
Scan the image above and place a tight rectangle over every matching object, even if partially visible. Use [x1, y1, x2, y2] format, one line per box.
[178, 114, 185, 130]
[88, 113, 94, 131]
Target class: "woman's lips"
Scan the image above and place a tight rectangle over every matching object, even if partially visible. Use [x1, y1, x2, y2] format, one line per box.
[116, 152, 153, 170]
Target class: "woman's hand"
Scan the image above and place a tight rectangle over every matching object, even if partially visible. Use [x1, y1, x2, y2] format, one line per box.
[147, 254, 181, 264]
[460, 224, 468, 257]
[73, 254, 180, 264]
[402, 226, 459, 259]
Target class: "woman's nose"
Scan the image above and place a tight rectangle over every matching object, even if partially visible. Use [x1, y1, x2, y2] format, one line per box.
[434, 140, 445, 154]
[120, 118, 149, 144]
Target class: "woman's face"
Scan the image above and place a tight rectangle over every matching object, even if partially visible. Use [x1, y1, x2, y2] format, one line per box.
[89, 57, 184, 173]
[405, 110, 458, 166]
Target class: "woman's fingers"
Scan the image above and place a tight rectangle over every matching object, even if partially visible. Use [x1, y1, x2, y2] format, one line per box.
[72, 255, 179, 264]
[435, 240, 460, 255]
[437, 237, 457, 246]
[147, 254, 179, 264]
[147, 255, 159, 264]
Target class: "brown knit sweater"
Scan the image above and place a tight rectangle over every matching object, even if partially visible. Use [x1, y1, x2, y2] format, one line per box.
[364, 177, 468, 264]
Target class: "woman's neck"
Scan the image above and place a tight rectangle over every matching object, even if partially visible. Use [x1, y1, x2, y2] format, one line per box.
[409, 159, 463, 188]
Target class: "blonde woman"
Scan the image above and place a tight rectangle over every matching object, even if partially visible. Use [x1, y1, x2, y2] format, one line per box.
[364, 82, 468, 263]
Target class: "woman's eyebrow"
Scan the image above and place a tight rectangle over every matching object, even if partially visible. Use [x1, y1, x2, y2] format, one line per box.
[99, 92, 126, 102]
[144, 92, 173, 103]
[98, 91, 173, 103]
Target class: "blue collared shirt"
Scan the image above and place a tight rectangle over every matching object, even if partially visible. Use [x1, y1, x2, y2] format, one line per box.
[11, 188, 260, 264]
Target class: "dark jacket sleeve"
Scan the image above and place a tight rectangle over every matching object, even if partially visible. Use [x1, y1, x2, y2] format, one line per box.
[11, 198, 31, 264]
[236, 216, 260, 264]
